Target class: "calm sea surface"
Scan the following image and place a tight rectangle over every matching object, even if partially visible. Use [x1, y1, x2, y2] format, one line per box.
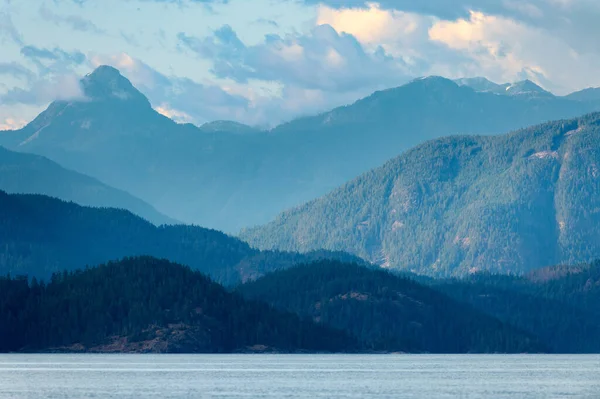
[0, 354, 598, 398]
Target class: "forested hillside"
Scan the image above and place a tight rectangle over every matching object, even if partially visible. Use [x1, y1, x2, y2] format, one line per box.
[0, 146, 173, 225]
[238, 261, 543, 354]
[242, 113, 600, 276]
[435, 261, 600, 352]
[0, 191, 361, 285]
[0, 257, 355, 353]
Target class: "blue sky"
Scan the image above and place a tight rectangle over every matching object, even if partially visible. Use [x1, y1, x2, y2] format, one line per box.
[2, 0, 600, 129]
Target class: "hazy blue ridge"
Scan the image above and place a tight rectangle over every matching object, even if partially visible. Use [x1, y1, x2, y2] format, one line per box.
[0, 146, 175, 226]
[241, 113, 600, 277]
[2, 67, 600, 232]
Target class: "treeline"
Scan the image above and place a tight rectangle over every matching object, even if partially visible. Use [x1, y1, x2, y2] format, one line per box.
[0, 257, 355, 353]
[238, 261, 544, 354]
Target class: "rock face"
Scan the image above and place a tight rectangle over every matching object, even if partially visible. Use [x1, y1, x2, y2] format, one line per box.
[242, 113, 600, 277]
[52, 324, 213, 354]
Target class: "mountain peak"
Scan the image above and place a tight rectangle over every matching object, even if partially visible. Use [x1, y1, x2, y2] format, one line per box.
[504, 80, 553, 97]
[454, 77, 503, 93]
[409, 76, 457, 87]
[82, 65, 150, 105]
[454, 76, 554, 97]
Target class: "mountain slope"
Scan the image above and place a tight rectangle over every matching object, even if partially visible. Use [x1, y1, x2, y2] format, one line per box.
[0, 190, 362, 285]
[0, 257, 355, 353]
[238, 261, 543, 353]
[0, 146, 174, 225]
[565, 87, 600, 102]
[242, 113, 600, 276]
[2, 68, 600, 232]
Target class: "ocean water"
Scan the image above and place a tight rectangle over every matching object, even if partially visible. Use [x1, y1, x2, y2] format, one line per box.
[0, 354, 599, 398]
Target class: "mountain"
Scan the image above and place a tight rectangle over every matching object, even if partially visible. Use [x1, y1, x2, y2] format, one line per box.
[0, 190, 362, 285]
[238, 261, 543, 353]
[0, 257, 355, 353]
[198, 120, 261, 134]
[503, 80, 554, 97]
[242, 112, 600, 276]
[565, 87, 600, 102]
[455, 77, 553, 97]
[435, 260, 600, 353]
[2, 67, 600, 232]
[0, 146, 174, 225]
[454, 77, 505, 94]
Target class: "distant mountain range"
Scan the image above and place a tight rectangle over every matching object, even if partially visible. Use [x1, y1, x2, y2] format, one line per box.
[0, 146, 174, 225]
[242, 112, 600, 277]
[455, 76, 600, 102]
[0, 190, 361, 285]
[2, 67, 600, 232]
[454, 77, 554, 97]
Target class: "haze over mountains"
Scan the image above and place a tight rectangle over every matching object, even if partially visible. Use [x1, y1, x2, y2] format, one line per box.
[3, 64, 600, 354]
[2, 66, 600, 232]
[0, 146, 173, 225]
[242, 113, 600, 277]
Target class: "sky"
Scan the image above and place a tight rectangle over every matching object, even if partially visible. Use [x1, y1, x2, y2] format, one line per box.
[2, 0, 600, 129]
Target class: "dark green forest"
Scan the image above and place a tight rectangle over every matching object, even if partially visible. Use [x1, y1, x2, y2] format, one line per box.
[3, 256, 600, 354]
[434, 261, 600, 352]
[0, 257, 355, 353]
[0, 190, 361, 285]
[238, 261, 544, 354]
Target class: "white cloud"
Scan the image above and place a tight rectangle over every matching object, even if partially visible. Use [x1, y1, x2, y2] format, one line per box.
[428, 9, 600, 93]
[0, 117, 27, 130]
[6, 0, 600, 127]
[316, 2, 421, 44]
[155, 104, 193, 123]
[0, 73, 85, 105]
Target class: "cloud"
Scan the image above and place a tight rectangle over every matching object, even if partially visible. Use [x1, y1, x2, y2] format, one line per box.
[427, 9, 600, 93]
[0, 117, 27, 130]
[155, 104, 193, 123]
[39, 5, 105, 34]
[303, 0, 481, 19]
[316, 3, 421, 44]
[0, 12, 23, 45]
[0, 73, 85, 106]
[21, 46, 86, 64]
[0, 62, 35, 82]
[20, 45, 87, 78]
[5, 0, 600, 127]
[306, 2, 600, 94]
[178, 23, 409, 93]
